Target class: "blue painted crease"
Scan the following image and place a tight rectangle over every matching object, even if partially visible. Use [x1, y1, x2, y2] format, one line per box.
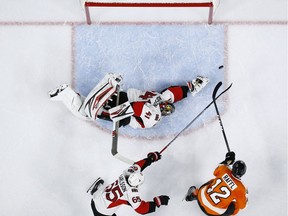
[75, 24, 226, 139]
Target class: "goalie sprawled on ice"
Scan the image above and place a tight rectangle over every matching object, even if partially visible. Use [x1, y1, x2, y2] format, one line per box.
[48, 73, 209, 129]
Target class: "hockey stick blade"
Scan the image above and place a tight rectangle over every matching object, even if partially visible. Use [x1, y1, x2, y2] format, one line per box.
[111, 126, 134, 165]
[160, 82, 232, 154]
[212, 81, 223, 99]
[114, 153, 134, 165]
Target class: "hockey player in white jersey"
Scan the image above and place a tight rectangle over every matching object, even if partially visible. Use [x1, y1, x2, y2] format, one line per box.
[48, 73, 209, 129]
[87, 151, 169, 216]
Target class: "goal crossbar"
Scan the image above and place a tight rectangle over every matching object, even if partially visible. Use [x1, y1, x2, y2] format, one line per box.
[84, 1, 214, 25]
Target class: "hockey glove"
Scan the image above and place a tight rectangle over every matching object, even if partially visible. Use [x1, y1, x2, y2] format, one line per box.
[224, 151, 235, 165]
[153, 195, 170, 207]
[147, 152, 161, 162]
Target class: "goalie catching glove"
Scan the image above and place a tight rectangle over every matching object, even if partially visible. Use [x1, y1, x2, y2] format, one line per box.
[153, 195, 170, 207]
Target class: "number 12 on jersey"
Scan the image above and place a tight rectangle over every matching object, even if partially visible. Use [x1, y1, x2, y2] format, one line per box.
[207, 179, 231, 204]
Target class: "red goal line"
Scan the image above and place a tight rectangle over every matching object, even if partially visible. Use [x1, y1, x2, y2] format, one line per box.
[84, 1, 214, 24]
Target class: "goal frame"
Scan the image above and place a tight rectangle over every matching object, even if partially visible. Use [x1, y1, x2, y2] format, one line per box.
[83, 1, 214, 25]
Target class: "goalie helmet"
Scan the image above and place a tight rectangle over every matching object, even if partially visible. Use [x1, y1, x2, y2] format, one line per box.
[159, 102, 175, 116]
[127, 172, 145, 187]
[232, 160, 247, 179]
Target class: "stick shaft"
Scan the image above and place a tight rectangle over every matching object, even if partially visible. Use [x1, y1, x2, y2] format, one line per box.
[111, 86, 134, 164]
[212, 82, 231, 152]
[160, 82, 232, 154]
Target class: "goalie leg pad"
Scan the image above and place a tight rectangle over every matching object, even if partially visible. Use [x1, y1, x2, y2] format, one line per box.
[50, 85, 89, 120]
[84, 73, 122, 120]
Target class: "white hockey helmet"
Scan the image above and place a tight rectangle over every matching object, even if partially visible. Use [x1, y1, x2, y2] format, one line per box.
[128, 172, 145, 187]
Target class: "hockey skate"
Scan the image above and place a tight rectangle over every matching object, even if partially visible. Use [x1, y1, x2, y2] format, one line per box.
[184, 186, 198, 202]
[48, 84, 68, 101]
[87, 177, 104, 195]
[187, 76, 209, 96]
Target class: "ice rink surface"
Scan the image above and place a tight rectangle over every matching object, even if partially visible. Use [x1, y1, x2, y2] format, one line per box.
[0, 0, 287, 216]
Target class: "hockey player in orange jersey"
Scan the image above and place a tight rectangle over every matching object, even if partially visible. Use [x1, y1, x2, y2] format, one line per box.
[184, 152, 248, 216]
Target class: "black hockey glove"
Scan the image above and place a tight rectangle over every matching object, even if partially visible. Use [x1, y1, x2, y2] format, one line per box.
[224, 151, 235, 165]
[153, 195, 170, 207]
[147, 152, 161, 162]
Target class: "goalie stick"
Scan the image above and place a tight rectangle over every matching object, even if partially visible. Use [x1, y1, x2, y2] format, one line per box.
[212, 82, 231, 152]
[111, 85, 134, 165]
[160, 81, 233, 154]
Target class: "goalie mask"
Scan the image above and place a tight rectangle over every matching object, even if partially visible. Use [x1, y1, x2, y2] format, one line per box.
[160, 102, 175, 116]
[127, 172, 145, 187]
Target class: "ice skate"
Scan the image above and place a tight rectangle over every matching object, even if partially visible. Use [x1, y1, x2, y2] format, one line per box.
[187, 76, 209, 96]
[88, 177, 104, 195]
[48, 84, 68, 101]
[184, 186, 197, 202]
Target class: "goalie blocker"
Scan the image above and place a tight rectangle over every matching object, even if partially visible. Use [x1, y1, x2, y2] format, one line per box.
[109, 101, 134, 122]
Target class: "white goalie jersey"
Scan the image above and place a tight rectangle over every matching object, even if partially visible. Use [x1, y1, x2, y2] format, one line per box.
[126, 88, 164, 129]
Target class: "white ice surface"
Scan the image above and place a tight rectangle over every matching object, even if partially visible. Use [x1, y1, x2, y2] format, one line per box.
[0, 0, 287, 216]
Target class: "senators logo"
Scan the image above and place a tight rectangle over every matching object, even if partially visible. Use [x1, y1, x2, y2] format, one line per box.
[139, 91, 157, 100]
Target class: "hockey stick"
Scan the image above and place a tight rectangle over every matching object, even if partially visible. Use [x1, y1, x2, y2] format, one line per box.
[111, 85, 134, 165]
[160, 82, 232, 154]
[212, 82, 231, 152]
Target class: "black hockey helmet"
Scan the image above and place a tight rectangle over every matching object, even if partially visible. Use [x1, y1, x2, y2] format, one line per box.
[160, 102, 175, 116]
[232, 160, 247, 179]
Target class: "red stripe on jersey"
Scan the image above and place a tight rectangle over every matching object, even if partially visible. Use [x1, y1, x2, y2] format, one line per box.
[167, 86, 184, 102]
[108, 199, 129, 209]
[131, 102, 145, 117]
[135, 201, 152, 214]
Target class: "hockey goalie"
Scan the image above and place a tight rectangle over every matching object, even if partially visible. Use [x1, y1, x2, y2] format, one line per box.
[48, 73, 209, 129]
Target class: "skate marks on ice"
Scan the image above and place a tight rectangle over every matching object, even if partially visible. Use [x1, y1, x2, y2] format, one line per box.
[74, 24, 226, 139]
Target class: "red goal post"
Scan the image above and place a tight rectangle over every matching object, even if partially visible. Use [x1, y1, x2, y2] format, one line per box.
[82, 1, 215, 25]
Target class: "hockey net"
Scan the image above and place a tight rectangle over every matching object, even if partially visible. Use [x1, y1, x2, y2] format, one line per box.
[81, 0, 216, 25]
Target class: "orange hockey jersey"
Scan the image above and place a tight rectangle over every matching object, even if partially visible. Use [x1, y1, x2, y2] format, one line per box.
[197, 164, 248, 215]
